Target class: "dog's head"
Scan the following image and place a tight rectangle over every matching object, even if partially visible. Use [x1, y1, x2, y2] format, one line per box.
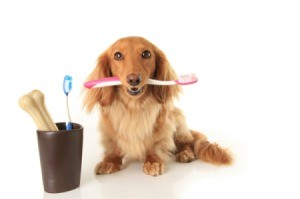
[84, 36, 180, 111]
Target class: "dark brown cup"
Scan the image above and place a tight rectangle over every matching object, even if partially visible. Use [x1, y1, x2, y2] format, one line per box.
[37, 122, 83, 193]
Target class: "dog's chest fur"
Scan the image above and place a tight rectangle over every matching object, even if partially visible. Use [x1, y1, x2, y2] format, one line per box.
[104, 96, 162, 159]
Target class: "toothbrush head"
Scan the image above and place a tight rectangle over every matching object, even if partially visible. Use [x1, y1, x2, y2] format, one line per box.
[175, 74, 198, 85]
[63, 75, 72, 96]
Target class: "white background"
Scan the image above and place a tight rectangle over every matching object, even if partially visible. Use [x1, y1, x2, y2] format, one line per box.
[1, 0, 300, 198]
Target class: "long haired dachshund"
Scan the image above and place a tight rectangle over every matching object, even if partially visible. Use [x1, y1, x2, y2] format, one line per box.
[83, 36, 232, 176]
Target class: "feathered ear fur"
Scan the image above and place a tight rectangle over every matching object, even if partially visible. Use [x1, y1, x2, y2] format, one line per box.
[83, 52, 114, 112]
[152, 47, 180, 103]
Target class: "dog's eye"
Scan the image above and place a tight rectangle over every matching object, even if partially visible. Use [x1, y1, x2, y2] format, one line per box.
[141, 50, 151, 59]
[114, 52, 124, 60]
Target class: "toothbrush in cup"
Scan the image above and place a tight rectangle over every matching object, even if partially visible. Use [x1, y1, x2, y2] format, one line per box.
[84, 73, 198, 89]
[63, 75, 72, 130]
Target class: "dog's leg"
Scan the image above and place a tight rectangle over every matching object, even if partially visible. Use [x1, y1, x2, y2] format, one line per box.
[143, 110, 178, 176]
[95, 153, 123, 175]
[95, 135, 123, 175]
[143, 123, 174, 176]
[172, 109, 232, 165]
[143, 153, 165, 176]
[173, 108, 196, 163]
[175, 142, 195, 163]
[95, 115, 124, 175]
[174, 133, 196, 163]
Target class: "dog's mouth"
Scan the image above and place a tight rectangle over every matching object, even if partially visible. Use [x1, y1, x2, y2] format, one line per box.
[127, 87, 143, 96]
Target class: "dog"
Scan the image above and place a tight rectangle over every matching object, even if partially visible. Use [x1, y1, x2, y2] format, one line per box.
[83, 36, 232, 176]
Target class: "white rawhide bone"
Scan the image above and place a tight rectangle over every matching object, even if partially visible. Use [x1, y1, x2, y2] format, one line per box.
[19, 90, 58, 131]
[30, 90, 58, 131]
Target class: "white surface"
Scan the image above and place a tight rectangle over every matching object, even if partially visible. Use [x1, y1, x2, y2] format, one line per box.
[1, 0, 300, 198]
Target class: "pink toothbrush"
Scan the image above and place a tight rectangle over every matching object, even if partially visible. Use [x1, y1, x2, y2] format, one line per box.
[84, 74, 198, 89]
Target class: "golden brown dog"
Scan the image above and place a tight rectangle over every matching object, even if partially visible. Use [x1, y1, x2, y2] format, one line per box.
[83, 36, 232, 176]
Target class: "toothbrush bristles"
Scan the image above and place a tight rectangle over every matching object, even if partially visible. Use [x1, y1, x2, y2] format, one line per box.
[178, 73, 197, 83]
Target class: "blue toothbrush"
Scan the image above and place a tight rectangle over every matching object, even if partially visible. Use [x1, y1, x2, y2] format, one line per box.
[63, 75, 72, 130]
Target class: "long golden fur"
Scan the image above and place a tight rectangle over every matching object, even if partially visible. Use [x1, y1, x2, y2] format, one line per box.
[83, 36, 232, 176]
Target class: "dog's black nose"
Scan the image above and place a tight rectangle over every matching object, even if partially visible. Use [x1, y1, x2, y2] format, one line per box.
[127, 73, 142, 86]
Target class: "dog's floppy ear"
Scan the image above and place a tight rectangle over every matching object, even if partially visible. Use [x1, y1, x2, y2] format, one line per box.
[83, 52, 114, 112]
[152, 47, 180, 103]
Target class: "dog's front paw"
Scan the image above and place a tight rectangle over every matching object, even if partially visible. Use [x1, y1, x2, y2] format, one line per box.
[176, 148, 196, 163]
[143, 162, 164, 176]
[94, 161, 122, 175]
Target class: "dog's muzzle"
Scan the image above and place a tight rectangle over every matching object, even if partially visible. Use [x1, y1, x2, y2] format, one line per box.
[127, 87, 143, 96]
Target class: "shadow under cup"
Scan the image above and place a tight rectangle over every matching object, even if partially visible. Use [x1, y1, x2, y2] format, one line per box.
[37, 123, 83, 193]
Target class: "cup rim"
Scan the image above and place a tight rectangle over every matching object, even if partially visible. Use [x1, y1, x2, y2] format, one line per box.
[37, 122, 83, 133]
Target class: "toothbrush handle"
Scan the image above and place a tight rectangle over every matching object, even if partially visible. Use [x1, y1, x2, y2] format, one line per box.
[147, 79, 176, 85]
[84, 76, 121, 88]
[66, 122, 72, 130]
[66, 95, 72, 130]
[92, 81, 122, 88]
